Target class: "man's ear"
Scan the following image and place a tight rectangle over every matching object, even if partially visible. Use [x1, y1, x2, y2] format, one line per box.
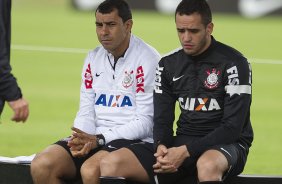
[125, 19, 133, 32]
[206, 22, 214, 35]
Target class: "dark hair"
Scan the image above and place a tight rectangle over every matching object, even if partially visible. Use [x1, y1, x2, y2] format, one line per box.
[96, 0, 132, 22]
[175, 0, 212, 26]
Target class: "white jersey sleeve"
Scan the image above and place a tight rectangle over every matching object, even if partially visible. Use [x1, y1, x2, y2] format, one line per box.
[73, 52, 96, 134]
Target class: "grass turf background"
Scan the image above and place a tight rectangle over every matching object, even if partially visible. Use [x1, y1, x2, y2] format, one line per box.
[1, 0, 282, 175]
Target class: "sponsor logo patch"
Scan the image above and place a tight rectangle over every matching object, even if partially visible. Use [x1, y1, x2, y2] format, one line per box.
[227, 66, 239, 85]
[84, 63, 93, 89]
[136, 66, 145, 93]
[155, 65, 164, 94]
[179, 97, 221, 111]
[95, 94, 133, 107]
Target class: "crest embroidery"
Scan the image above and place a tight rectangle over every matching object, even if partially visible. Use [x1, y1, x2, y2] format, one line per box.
[204, 68, 220, 89]
[122, 70, 134, 88]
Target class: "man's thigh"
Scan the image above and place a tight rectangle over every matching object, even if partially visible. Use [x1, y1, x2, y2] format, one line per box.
[54, 138, 100, 177]
[104, 147, 150, 183]
[209, 143, 248, 179]
[125, 141, 155, 183]
[55, 138, 142, 176]
[103, 139, 156, 183]
[83, 150, 109, 168]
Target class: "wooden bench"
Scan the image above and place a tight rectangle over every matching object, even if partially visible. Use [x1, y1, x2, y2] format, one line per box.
[177, 174, 282, 184]
[1, 162, 282, 184]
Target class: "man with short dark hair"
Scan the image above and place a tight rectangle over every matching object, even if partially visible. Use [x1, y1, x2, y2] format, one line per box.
[153, 0, 253, 184]
[98, 0, 253, 184]
[30, 0, 160, 184]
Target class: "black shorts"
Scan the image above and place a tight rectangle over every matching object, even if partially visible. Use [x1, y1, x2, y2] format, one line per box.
[55, 138, 145, 177]
[135, 135, 249, 184]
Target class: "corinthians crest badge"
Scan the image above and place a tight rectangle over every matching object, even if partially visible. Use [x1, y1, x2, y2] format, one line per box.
[122, 70, 134, 88]
[204, 68, 220, 89]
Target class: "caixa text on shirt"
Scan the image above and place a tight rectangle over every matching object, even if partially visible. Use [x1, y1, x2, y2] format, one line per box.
[178, 97, 221, 111]
[95, 94, 133, 107]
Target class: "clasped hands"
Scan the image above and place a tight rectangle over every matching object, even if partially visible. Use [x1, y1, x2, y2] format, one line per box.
[153, 144, 189, 173]
[67, 127, 98, 157]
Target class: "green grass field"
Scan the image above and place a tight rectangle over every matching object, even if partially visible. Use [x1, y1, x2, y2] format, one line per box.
[1, 0, 282, 175]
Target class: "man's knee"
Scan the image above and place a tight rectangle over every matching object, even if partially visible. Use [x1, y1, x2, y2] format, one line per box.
[80, 151, 110, 183]
[196, 150, 227, 181]
[197, 157, 221, 181]
[31, 153, 54, 179]
[100, 153, 121, 176]
[31, 145, 76, 182]
[81, 159, 100, 179]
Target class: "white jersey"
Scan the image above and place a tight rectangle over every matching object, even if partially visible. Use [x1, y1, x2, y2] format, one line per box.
[74, 34, 160, 143]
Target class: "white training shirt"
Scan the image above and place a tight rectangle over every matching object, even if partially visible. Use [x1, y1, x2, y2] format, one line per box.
[73, 34, 161, 144]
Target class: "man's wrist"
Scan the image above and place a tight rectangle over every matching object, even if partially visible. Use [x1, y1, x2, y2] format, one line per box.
[154, 140, 161, 152]
[96, 134, 105, 147]
[180, 145, 190, 158]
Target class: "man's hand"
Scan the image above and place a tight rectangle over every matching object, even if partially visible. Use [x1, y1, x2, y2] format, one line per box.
[69, 141, 94, 158]
[153, 145, 189, 173]
[163, 145, 189, 171]
[153, 144, 177, 173]
[8, 98, 29, 123]
[154, 144, 168, 158]
[67, 127, 97, 157]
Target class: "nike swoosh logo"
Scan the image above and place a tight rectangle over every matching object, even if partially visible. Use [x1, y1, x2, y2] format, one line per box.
[220, 148, 232, 157]
[172, 75, 184, 82]
[107, 145, 118, 149]
[239, 0, 282, 18]
[95, 72, 103, 77]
